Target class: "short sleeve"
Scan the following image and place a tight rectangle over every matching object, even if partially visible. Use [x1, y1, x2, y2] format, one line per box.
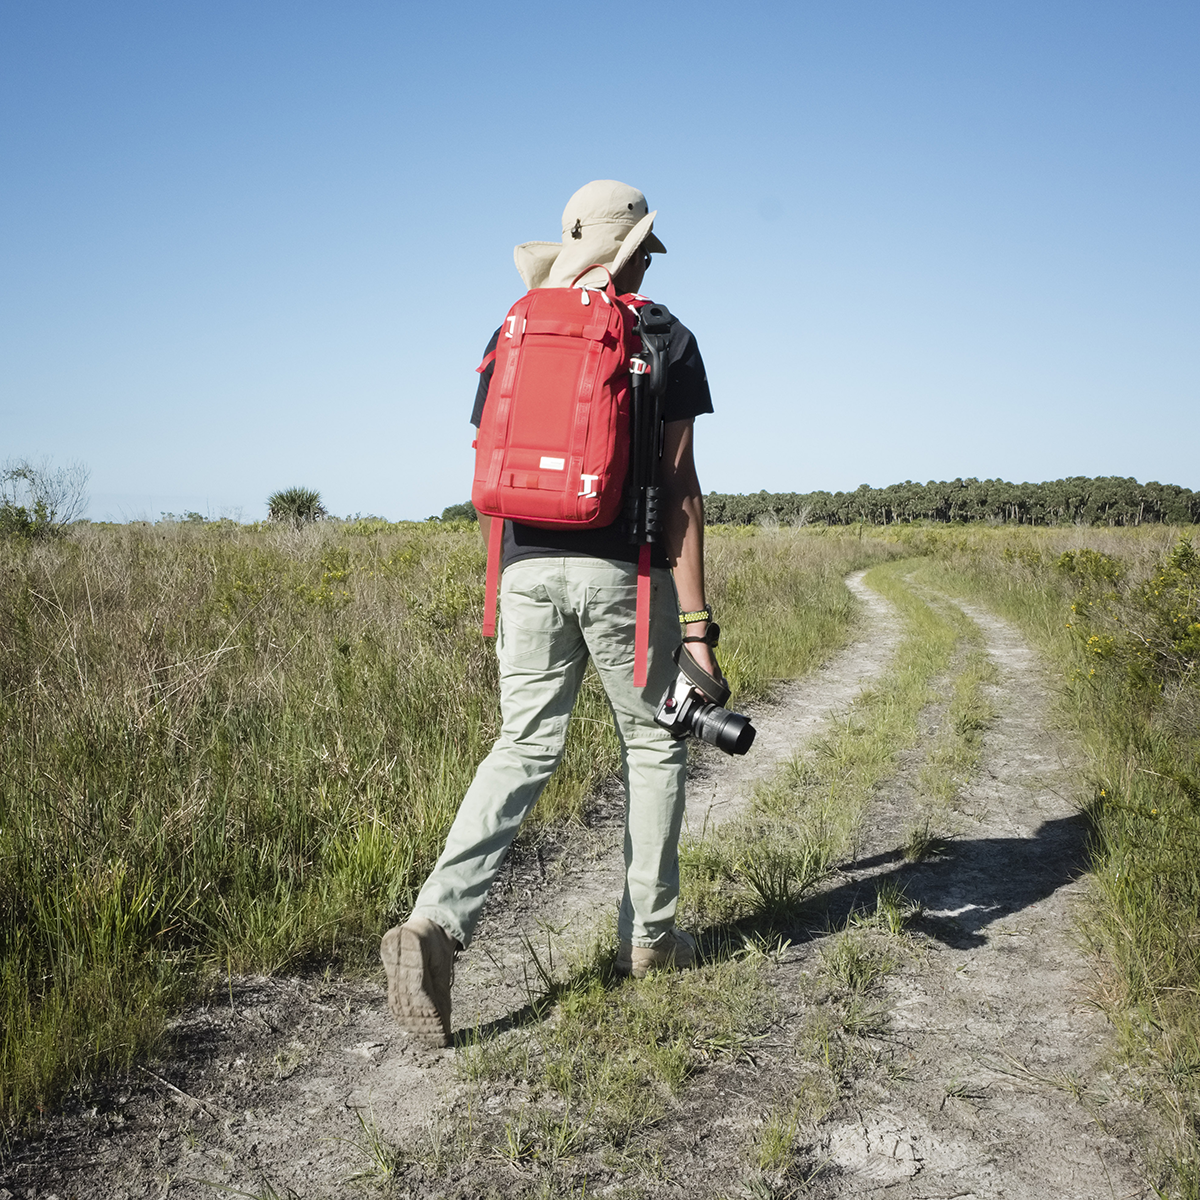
[661, 321, 714, 423]
[470, 328, 501, 427]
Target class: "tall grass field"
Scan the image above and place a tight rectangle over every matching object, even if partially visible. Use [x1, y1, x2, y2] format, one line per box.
[0, 520, 895, 1124]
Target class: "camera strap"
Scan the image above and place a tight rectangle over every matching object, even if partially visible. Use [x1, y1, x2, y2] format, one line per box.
[675, 630, 731, 708]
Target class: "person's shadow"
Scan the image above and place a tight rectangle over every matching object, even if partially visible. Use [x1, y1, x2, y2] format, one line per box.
[722, 811, 1093, 953]
[455, 811, 1093, 1045]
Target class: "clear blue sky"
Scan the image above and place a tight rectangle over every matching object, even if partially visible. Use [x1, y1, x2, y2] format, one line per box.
[2, 1, 1197, 522]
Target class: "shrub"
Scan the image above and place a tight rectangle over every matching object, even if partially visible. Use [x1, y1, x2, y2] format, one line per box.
[1062, 536, 1199, 693]
[0, 500, 46, 540]
[1, 457, 89, 539]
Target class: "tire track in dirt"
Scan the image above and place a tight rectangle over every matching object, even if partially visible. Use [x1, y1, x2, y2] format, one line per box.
[811, 598, 1152, 1199]
[0, 573, 903, 1199]
[681, 571, 902, 835]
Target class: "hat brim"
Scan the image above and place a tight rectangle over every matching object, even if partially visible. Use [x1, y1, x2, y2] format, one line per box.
[513, 241, 560, 290]
[608, 212, 666, 280]
[515, 213, 667, 291]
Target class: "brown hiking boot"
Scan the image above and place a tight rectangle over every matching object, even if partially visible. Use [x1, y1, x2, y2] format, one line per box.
[380, 917, 457, 1046]
[615, 928, 697, 978]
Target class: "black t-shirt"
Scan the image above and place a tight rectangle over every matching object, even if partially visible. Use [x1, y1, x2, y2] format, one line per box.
[471, 304, 713, 567]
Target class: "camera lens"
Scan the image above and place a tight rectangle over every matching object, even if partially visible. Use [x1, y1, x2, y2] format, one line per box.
[689, 702, 756, 756]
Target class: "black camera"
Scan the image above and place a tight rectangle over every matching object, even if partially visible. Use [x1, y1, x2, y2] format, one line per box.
[654, 634, 756, 756]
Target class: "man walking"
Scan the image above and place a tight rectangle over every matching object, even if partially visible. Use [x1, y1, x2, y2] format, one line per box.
[381, 180, 717, 1046]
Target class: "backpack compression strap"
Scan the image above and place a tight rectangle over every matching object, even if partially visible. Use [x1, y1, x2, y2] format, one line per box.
[482, 516, 503, 638]
[633, 542, 652, 688]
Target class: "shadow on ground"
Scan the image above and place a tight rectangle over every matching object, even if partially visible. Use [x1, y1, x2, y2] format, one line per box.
[793, 811, 1091, 950]
[459, 811, 1094, 1044]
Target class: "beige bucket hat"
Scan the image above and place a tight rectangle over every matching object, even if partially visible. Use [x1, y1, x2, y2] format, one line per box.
[514, 180, 667, 290]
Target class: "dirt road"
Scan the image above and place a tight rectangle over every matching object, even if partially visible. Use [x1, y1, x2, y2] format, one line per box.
[799, 597, 1150, 1198]
[0, 574, 1155, 1199]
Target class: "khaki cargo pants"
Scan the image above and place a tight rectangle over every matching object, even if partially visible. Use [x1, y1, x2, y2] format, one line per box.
[411, 555, 687, 948]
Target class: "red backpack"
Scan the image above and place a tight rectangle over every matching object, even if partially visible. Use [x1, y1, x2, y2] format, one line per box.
[472, 266, 658, 685]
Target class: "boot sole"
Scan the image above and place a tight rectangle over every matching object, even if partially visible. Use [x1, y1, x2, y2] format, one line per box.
[380, 925, 451, 1047]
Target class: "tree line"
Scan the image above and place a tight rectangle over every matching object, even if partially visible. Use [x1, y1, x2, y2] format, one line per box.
[703, 476, 1200, 527]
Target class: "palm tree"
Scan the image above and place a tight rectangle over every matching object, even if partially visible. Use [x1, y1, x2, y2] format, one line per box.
[267, 487, 328, 528]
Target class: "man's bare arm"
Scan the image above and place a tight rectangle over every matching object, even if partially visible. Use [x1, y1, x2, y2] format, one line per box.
[660, 418, 717, 678]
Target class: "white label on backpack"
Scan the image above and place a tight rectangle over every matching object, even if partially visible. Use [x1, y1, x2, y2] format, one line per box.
[539, 456, 566, 471]
[579, 474, 600, 498]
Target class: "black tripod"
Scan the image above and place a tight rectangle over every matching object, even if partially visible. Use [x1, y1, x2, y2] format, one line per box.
[625, 301, 676, 686]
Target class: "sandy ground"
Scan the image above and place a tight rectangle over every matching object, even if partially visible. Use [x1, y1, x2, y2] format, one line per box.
[0, 574, 1157, 1199]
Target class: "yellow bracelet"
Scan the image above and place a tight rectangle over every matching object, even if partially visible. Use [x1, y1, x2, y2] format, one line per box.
[678, 607, 712, 625]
